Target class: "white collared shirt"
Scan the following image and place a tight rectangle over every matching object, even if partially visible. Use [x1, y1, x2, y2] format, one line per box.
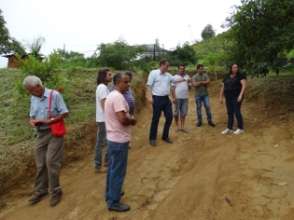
[146, 69, 173, 96]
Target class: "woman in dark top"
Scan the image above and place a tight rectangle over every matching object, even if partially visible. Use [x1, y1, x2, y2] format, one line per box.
[219, 64, 247, 135]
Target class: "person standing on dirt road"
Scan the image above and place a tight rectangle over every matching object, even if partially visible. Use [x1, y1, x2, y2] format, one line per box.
[95, 68, 112, 173]
[23, 75, 69, 207]
[192, 64, 216, 127]
[219, 64, 247, 135]
[104, 73, 137, 212]
[146, 59, 175, 146]
[172, 64, 190, 132]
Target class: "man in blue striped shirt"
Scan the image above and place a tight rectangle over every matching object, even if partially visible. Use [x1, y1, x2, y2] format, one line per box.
[23, 75, 69, 207]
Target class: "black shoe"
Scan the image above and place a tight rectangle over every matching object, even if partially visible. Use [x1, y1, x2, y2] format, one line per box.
[108, 203, 130, 212]
[50, 190, 62, 207]
[29, 192, 48, 205]
[162, 138, 173, 144]
[208, 121, 216, 127]
[149, 140, 156, 147]
[196, 122, 202, 127]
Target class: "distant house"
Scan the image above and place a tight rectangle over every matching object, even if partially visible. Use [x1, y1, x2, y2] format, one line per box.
[2, 53, 44, 68]
[2, 53, 26, 68]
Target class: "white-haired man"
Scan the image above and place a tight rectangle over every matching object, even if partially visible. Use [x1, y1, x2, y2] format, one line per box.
[23, 75, 69, 207]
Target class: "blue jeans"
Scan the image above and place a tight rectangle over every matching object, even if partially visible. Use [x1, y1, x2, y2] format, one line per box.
[105, 140, 129, 207]
[225, 95, 244, 129]
[195, 95, 212, 123]
[95, 122, 108, 168]
[149, 95, 173, 140]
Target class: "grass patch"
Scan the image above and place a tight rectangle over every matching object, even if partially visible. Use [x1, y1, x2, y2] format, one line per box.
[0, 67, 146, 196]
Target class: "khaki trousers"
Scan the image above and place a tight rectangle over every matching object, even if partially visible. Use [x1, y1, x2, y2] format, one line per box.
[35, 130, 64, 195]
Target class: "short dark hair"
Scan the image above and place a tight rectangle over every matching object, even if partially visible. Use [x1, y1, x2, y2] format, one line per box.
[196, 64, 204, 70]
[96, 68, 110, 85]
[178, 64, 185, 68]
[113, 72, 129, 85]
[125, 71, 133, 80]
[159, 59, 168, 66]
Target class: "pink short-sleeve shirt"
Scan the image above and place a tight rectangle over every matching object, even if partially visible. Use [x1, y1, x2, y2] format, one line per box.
[105, 90, 131, 143]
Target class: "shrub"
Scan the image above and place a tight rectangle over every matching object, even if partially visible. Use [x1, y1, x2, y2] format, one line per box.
[18, 53, 68, 96]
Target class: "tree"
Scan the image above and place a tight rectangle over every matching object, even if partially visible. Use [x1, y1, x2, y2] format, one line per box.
[28, 37, 45, 59]
[97, 41, 144, 69]
[193, 31, 235, 72]
[230, 0, 294, 70]
[201, 24, 216, 40]
[167, 43, 197, 66]
[0, 9, 25, 55]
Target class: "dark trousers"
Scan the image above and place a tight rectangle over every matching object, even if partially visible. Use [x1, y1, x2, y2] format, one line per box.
[225, 95, 244, 129]
[195, 95, 212, 123]
[105, 140, 129, 207]
[149, 95, 173, 141]
[95, 122, 108, 168]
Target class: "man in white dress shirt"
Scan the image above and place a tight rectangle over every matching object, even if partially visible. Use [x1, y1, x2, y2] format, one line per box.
[146, 59, 175, 146]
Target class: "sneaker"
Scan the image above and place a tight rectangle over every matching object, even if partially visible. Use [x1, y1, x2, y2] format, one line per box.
[233, 129, 245, 135]
[221, 128, 233, 135]
[50, 190, 62, 207]
[28, 192, 48, 205]
[108, 202, 130, 212]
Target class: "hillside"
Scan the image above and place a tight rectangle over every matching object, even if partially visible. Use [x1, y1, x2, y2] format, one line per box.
[1, 77, 294, 220]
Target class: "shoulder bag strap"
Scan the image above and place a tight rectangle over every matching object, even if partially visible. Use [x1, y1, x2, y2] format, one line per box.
[48, 90, 54, 119]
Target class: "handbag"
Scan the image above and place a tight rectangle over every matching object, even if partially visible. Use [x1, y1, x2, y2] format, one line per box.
[48, 90, 66, 137]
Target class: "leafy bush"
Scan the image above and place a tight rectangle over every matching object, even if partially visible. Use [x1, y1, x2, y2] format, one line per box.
[97, 41, 144, 70]
[18, 53, 68, 96]
[229, 0, 294, 69]
[193, 31, 234, 72]
[167, 43, 197, 66]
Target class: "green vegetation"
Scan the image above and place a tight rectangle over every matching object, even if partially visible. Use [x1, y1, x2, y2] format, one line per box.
[201, 24, 216, 41]
[0, 9, 25, 55]
[167, 43, 197, 67]
[97, 41, 144, 70]
[0, 68, 96, 147]
[193, 31, 234, 73]
[229, 0, 294, 72]
[0, 67, 145, 195]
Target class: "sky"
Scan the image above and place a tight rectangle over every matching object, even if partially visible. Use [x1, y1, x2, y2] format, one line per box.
[0, 0, 241, 67]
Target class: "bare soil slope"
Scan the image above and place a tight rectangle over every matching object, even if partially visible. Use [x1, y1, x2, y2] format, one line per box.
[1, 84, 294, 220]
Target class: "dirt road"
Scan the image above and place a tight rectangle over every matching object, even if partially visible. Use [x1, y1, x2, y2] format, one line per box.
[1, 87, 294, 220]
